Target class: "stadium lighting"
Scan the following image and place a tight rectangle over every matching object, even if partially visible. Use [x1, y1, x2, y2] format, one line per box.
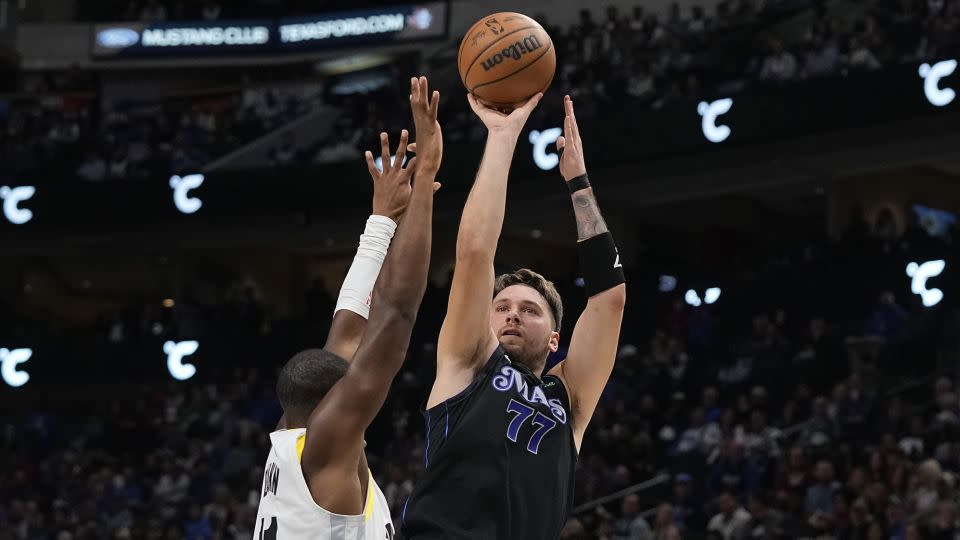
[685, 289, 702, 307]
[697, 98, 733, 143]
[0, 185, 36, 225]
[374, 154, 409, 172]
[704, 287, 722, 304]
[529, 127, 563, 171]
[0, 348, 32, 388]
[659, 275, 678, 292]
[164, 340, 199, 381]
[906, 260, 946, 307]
[169, 174, 204, 214]
[919, 59, 957, 107]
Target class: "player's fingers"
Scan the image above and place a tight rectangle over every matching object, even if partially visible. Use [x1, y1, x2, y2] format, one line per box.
[429, 90, 440, 119]
[567, 96, 581, 141]
[407, 142, 417, 153]
[379, 132, 391, 171]
[556, 135, 565, 151]
[364, 150, 379, 179]
[516, 92, 543, 115]
[564, 114, 574, 140]
[395, 129, 408, 165]
[420, 76, 429, 103]
[433, 182, 441, 192]
[411, 77, 420, 105]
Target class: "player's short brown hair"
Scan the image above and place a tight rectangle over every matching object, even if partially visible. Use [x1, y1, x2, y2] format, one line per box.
[494, 268, 563, 331]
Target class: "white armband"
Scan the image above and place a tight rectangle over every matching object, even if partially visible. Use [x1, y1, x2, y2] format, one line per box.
[335, 215, 397, 319]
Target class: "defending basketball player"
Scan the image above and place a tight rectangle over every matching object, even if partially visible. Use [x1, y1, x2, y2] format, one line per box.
[254, 76, 442, 539]
[400, 94, 626, 539]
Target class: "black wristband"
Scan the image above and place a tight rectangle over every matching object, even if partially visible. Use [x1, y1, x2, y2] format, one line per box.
[577, 232, 626, 297]
[567, 173, 590, 193]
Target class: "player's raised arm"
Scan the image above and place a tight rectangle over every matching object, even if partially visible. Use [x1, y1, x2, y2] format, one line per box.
[300, 76, 442, 515]
[547, 95, 627, 450]
[432, 93, 542, 404]
[321, 115, 420, 362]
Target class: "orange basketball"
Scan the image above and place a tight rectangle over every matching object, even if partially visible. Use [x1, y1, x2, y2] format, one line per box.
[458, 12, 556, 108]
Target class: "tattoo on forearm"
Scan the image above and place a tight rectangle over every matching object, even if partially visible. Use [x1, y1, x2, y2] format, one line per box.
[572, 188, 608, 240]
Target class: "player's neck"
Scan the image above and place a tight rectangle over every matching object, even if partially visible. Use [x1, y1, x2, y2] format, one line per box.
[512, 356, 548, 378]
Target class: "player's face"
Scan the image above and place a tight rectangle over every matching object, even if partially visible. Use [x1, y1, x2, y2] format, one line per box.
[491, 285, 559, 369]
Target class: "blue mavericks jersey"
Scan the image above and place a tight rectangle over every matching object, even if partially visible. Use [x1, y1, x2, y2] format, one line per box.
[400, 346, 577, 539]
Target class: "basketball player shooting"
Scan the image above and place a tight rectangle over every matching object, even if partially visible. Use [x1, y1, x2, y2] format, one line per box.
[400, 94, 626, 539]
[254, 76, 442, 539]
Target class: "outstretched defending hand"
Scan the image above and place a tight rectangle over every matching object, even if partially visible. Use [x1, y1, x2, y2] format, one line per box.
[467, 92, 543, 137]
[410, 76, 443, 177]
[556, 95, 587, 182]
[365, 130, 416, 222]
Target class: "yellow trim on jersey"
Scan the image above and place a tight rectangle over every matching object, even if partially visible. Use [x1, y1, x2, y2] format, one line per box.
[364, 469, 375, 522]
[295, 432, 374, 522]
[296, 432, 306, 462]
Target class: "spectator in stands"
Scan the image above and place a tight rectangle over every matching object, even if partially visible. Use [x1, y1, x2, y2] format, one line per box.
[866, 291, 908, 338]
[740, 493, 784, 539]
[927, 499, 960, 538]
[562, 517, 589, 540]
[269, 131, 297, 167]
[759, 39, 798, 82]
[846, 36, 883, 71]
[666, 3, 688, 37]
[628, 6, 646, 34]
[776, 445, 809, 496]
[801, 33, 841, 78]
[688, 5, 710, 36]
[613, 494, 653, 540]
[909, 459, 943, 515]
[625, 62, 656, 102]
[652, 503, 681, 540]
[672, 473, 707, 532]
[76, 151, 107, 182]
[676, 407, 722, 460]
[740, 410, 781, 464]
[710, 441, 753, 498]
[707, 492, 751, 539]
[837, 374, 874, 443]
[886, 495, 907, 539]
[806, 460, 836, 515]
[184, 502, 213, 539]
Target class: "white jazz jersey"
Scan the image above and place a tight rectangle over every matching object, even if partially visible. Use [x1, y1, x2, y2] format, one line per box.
[253, 428, 395, 540]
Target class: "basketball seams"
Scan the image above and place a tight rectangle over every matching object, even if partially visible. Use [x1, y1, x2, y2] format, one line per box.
[463, 25, 541, 90]
[469, 41, 555, 96]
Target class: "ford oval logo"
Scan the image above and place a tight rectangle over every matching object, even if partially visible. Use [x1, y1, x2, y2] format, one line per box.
[97, 28, 140, 48]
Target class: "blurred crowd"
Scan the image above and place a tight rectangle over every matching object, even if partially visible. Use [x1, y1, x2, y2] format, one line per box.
[6, 0, 959, 182]
[3, 203, 960, 539]
[73, 0, 403, 22]
[3, 0, 960, 537]
[553, 0, 960, 108]
[0, 75, 325, 185]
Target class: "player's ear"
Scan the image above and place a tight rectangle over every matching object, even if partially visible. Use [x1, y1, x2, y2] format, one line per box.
[548, 331, 560, 353]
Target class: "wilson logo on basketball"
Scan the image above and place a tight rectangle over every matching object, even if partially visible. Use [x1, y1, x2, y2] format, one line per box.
[480, 35, 544, 71]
